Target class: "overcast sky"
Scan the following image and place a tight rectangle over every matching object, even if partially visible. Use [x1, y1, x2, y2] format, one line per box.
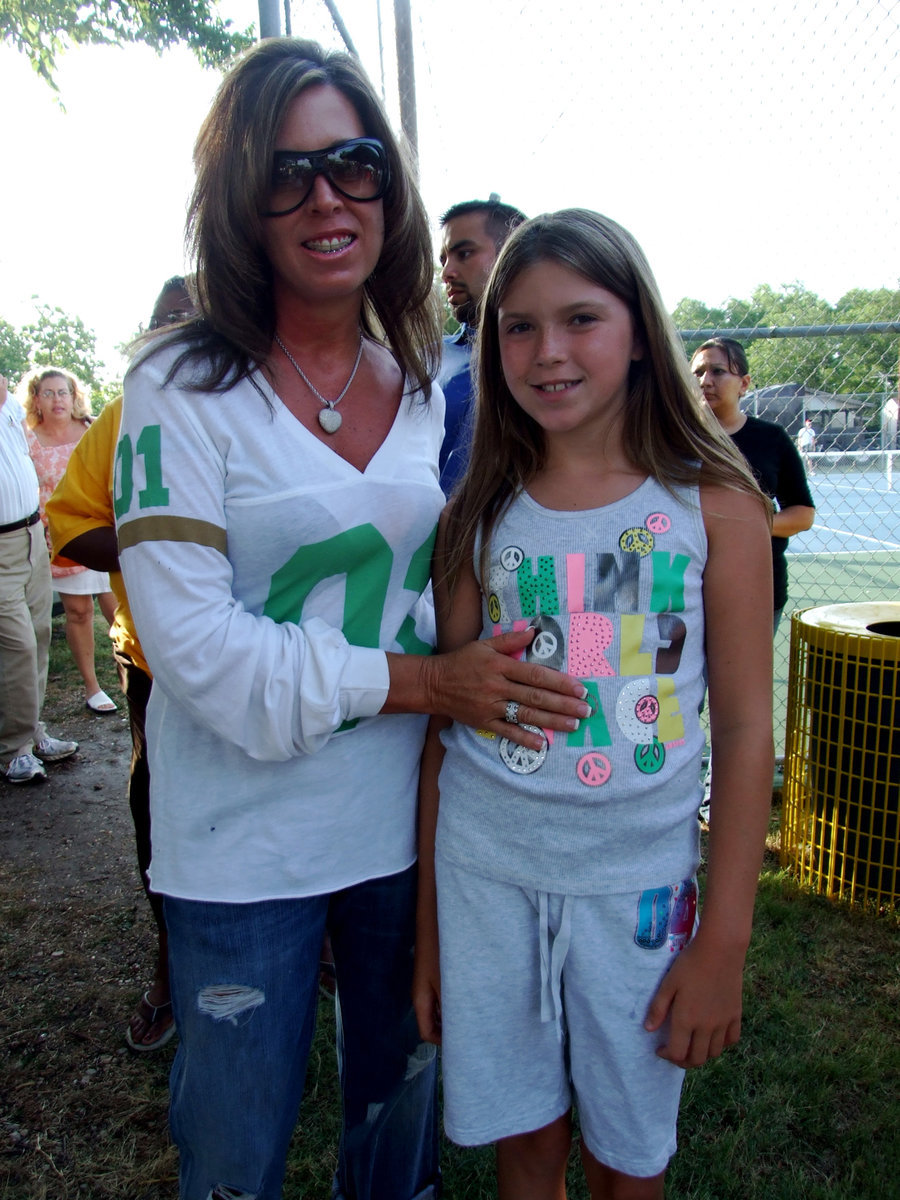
[1, 0, 897, 380]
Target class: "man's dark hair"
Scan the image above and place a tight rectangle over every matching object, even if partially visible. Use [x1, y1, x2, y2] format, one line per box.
[440, 198, 527, 249]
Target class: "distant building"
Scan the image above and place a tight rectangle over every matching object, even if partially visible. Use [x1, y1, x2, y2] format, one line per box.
[744, 383, 876, 450]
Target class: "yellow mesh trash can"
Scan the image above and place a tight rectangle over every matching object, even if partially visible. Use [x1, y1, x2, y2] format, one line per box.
[782, 603, 900, 906]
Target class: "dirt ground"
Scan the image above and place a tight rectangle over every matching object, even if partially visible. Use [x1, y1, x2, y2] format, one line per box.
[0, 678, 181, 1199]
[0, 703, 137, 910]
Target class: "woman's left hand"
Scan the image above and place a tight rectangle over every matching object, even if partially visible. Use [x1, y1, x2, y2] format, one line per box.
[387, 626, 592, 749]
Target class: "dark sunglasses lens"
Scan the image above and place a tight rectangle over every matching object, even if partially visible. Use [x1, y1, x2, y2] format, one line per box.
[326, 143, 385, 199]
[265, 141, 387, 215]
[268, 156, 316, 213]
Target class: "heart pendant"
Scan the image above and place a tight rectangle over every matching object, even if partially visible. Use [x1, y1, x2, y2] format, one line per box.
[318, 407, 342, 434]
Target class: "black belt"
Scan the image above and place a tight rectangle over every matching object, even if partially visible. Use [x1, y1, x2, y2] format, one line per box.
[0, 510, 40, 535]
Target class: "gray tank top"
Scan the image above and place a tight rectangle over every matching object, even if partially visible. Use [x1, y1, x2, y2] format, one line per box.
[437, 476, 707, 895]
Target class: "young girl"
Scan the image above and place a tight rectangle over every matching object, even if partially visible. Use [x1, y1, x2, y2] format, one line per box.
[414, 210, 774, 1199]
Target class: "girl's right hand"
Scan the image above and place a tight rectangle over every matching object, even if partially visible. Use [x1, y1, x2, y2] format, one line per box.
[412, 941, 443, 1046]
[424, 626, 592, 749]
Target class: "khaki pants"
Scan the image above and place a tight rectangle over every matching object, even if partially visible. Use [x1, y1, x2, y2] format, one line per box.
[0, 521, 51, 765]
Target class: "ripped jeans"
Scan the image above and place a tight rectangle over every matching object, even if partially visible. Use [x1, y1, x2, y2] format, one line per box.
[164, 865, 439, 1200]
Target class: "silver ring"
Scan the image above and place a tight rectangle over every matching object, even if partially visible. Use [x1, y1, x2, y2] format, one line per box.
[505, 701, 520, 725]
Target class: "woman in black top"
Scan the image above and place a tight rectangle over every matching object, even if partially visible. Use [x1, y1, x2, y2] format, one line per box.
[691, 337, 815, 629]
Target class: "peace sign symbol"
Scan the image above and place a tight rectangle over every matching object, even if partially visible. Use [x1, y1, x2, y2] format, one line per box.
[619, 527, 654, 557]
[500, 545, 525, 571]
[645, 512, 671, 535]
[576, 751, 611, 787]
[634, 737, 666, 775]
[530, 629, 558, 659]
[634, 694, 659, 724]
[499, 725, 548, 774]
[488, 593, 502, 623]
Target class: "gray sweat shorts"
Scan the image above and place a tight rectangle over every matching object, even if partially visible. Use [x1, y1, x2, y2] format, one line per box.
[435, 855, 698, 1178]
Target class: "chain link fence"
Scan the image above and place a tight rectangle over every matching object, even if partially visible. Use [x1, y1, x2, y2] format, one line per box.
[679, 320, 900, 756]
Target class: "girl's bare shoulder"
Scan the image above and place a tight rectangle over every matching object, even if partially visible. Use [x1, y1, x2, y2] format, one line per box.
[699, 481, 770, 528]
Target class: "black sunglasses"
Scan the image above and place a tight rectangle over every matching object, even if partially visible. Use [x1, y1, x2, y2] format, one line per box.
[261, 137, 390, 218]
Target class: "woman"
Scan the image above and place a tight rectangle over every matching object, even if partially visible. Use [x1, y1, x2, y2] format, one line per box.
[691, 337, 815, 631]
[22, 367, 118, 713]
[115, 39, 590, 1200]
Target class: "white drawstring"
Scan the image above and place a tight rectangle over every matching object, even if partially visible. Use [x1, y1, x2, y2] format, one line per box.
[537, 892, 573, 1028]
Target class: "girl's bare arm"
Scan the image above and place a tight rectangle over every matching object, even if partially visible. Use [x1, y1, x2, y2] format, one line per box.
[646, 484, 774, 1067]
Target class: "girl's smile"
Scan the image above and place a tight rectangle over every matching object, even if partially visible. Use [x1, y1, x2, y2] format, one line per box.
[498, 260, 642, 441]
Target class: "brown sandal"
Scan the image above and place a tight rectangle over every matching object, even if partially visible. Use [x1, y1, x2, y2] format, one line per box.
[125, 992, 176, 1052]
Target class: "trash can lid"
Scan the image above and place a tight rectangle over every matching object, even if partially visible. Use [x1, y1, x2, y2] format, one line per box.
[795, 602, 900, 639]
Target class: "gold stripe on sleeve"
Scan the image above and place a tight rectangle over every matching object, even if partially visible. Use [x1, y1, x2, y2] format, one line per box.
[117, 515, 227, 555]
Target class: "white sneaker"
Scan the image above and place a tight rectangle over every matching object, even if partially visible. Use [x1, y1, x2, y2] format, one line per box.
[33, 736, 78, 763]
[4, 753, 48, 784]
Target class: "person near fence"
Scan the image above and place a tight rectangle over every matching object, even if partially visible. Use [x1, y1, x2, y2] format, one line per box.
[113, 39, 590, 1200]
[21, 367, 118, 714]
[796, 416, 817, 473]
[413, 209, 775, 1200]
[45, 276, 196, 1055]
[0, 374, 78, 784]
[691, 336, 815, 631]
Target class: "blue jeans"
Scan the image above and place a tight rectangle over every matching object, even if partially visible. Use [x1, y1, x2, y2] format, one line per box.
[164, 865, 439, 1200]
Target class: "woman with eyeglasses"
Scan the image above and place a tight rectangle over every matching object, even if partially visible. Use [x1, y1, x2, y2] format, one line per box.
[21, 367, 118, 714]
[115, 39, 588, 1200]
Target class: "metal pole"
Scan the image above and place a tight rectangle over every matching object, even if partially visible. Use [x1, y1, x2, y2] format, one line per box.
[322, 0, 359, 56]
[679, 322, 900, 342]
[394, 0, 418, 167]
[258, 0, 281, 38]
[376, 0, 387, 101]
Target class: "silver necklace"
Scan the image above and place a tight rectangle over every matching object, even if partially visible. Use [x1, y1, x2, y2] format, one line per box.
[275, 332, 364, 434]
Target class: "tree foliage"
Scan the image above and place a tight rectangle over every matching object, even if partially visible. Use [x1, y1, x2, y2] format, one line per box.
[0, 0, 253, 89]
[673, 282, 900, 398]
[0, 318, 31, 382]
[1, 303, 112, 410]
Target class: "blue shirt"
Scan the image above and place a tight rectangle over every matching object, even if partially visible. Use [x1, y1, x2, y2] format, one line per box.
[436, 325, 474, 495]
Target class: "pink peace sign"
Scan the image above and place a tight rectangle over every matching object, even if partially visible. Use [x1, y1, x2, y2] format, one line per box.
[635, 694, 659, 724]
[576, 751, 612, 787]
[646, 512, 671, 535]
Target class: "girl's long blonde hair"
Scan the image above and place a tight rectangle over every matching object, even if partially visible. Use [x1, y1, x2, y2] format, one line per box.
[443, 209, 767, 591]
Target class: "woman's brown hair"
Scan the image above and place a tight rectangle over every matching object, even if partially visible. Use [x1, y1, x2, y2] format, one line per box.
[144, 38, 441, 397]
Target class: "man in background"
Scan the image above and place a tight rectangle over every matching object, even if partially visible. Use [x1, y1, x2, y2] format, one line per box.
[437, 196, 526, 493]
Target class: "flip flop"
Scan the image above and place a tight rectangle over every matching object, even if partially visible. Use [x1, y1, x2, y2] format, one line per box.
[85, 690, 117, 714]
[125, 992, 176, 1052]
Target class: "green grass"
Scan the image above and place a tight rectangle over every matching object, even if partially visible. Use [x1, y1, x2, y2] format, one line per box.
[276, 864, 900, 1200]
